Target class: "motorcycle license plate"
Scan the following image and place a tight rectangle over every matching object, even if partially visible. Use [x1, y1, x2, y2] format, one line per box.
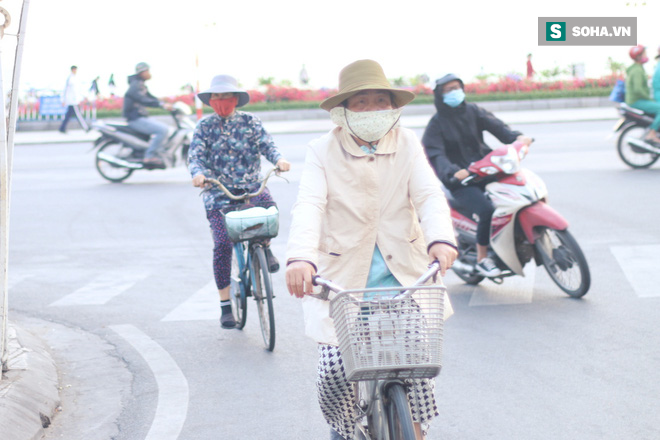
[612, 117, 626, 132]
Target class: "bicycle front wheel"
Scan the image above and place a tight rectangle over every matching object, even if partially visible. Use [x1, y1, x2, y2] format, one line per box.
[251, 246, 276, 351]
[230, 249, 247, 329]
[386, 384, 416, 440]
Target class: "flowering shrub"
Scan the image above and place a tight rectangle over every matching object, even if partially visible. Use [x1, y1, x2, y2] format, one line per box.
[22, 75, 620, 117]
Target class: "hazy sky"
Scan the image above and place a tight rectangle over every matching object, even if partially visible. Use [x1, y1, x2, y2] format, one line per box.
[2, 0, 658, 99]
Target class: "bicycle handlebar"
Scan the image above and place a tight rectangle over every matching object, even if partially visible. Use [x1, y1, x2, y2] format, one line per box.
[310, 260, 441, 301]
[202, 166, 282, 201]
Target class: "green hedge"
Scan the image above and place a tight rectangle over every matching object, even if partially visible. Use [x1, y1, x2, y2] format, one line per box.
[93, 87, 612, 119]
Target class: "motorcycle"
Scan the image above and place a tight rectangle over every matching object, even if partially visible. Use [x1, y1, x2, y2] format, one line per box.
[613, 102, 660, 169]
[91, 102, 195, 182]
[448, 140, 591, 298]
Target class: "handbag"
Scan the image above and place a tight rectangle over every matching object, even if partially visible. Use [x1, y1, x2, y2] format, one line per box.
[222, 202, 279, 243]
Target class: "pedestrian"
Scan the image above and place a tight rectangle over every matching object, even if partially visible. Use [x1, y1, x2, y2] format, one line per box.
[285, 59, 457, 440]
[625, 45, 660, 144]
[299, 64, 309, 86]
[59, 65, 89, 133]
[421, 73, 532, 277]
[108, 73, 116, 97]
[526, 53, 535, 79]
[89, 76, 100, 120]
[122, 62, 173, 169]
[188, 74, 291, 329]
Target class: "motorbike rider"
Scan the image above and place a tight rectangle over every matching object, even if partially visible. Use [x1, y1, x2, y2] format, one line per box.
[189, 74, 291, 330]
[626, 45, 660, 145]
[422, 73, 532, 277]
[122, 62, 173, 169]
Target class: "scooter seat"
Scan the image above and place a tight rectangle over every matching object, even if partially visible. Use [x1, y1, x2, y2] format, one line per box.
[107, 124, 152, 141]
[619, 103, 655, 119]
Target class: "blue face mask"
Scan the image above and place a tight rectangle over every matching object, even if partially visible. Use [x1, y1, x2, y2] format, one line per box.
[443, 89, 465, 108]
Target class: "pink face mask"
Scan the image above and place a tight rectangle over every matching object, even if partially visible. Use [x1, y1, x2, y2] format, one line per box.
[209, 96, 238, 117]
[640, 56, 649, 64]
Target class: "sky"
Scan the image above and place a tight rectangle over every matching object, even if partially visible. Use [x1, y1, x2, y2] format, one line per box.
[1, 0, 658, 100]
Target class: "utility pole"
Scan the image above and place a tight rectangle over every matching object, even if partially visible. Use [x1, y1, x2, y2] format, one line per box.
[0, 0, 30, 373]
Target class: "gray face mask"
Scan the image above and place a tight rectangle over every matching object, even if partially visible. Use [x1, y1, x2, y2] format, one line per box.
[330, 107, 402, 143]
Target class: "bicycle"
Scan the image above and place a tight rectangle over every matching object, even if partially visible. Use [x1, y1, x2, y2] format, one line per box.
[204, 167, 284, 351]
[311, 262, 445, 440]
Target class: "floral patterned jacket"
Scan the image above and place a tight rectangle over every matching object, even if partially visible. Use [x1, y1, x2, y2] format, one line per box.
[188, 111, 282, 211]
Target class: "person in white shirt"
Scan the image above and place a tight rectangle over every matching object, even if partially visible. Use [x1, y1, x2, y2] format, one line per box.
[59, 65, 89, 133]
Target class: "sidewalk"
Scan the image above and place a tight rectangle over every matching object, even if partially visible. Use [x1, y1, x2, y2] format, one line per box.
[0, 100, 622, 440]
[13, 104, 620, 146]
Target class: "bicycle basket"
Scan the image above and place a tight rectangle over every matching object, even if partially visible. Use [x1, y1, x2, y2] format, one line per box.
[223, 205, 279, 243]
[329, 286, 445, 381]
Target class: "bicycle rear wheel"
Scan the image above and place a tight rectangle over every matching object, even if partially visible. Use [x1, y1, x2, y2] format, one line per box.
[386, 384, 416, 440]
[230, 247, 247, 329]
[251, 246, 276, 351]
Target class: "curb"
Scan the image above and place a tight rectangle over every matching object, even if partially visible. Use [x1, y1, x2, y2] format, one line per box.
[0, 323, 60, 440]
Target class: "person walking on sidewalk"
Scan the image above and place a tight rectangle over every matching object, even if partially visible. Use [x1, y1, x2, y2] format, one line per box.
[122, 62, 173, 169]
[421, 73, 532, 277]
[59, 65, 89, 133]
[625, 45, 660, 145]
[188, 74, 291, 329]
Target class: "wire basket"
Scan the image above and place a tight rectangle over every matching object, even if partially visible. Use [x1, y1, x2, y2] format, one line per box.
[329, 286, 445, 382]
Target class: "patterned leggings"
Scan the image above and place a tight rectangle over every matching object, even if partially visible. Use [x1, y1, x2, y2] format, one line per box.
[205, 191, 274, 290]
[316, 344, 438, 439]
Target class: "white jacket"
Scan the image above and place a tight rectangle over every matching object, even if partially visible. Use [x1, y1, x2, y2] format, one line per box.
[286, 126, 456, 345]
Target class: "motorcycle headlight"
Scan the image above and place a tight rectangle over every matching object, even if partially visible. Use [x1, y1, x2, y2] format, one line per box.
[491, 146, 521, 174]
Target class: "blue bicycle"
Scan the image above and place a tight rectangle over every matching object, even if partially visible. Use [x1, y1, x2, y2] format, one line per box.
[205, 167, 283, 351]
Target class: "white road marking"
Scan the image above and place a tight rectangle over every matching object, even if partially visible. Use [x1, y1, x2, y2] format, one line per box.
[611, 245, 660, 297]
[468, 265, 536, 306]
[110, 324, 189, 440]
[161, 280, 218, 321]
[49, 272, 149, 306]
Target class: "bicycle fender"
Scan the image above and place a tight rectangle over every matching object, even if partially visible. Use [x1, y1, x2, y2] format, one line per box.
[518, 202, 569, 244]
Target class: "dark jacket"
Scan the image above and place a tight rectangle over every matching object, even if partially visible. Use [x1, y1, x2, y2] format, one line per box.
[122, 74, 162, 121]
[421, 82, 521, 189]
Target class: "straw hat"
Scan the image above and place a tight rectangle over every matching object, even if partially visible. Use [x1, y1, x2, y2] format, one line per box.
[197, 74, 250, 107]
[320, 60, 415, 111]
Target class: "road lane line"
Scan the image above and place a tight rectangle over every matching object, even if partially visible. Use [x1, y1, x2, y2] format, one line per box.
[611, 245, 660, 297]
[161, 280, 217, 322]
[110, 324, 189, 440]
[49, 272, 149, 306]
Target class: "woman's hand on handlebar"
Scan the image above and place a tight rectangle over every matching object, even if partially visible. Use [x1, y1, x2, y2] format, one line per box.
[276, 158, 291, 172]
[192, 174, 208, 188]
[453, 169, 470, 181]
[428, 242, 458, 277]
[286, 260, 316, 298]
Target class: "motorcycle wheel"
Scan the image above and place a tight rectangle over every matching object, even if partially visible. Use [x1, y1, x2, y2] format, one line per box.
[617, 124, 660, 169]
[181, 143, 190, 167]
[95, 140, 135, 183]
[534, 227, 590, 298]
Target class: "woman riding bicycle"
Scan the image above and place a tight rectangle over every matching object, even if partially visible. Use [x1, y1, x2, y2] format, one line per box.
[285, 60, 457, 439]
[189, 74, 291, 329]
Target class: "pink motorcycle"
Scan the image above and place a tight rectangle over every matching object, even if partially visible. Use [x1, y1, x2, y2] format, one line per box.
[448, 141, 591, 297]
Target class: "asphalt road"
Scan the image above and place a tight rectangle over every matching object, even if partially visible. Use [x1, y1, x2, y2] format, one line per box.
[7, 119, 660, 440]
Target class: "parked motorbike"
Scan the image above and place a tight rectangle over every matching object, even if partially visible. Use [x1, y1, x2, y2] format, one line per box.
[449, 140, 591, 298]
[613, 102, 660, 169]
[91, 102, 195, 182]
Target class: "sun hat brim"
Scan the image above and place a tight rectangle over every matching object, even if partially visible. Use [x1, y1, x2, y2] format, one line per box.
[198, 75, 250, 107]
[320, 87, 415, 111]
[320, 60, 415, 111]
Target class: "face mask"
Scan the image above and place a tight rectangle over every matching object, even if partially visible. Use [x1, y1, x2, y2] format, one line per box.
[443, 89, 465, 108]
[640, 56, 649, 64]
[209, 96, 238, 117]
[329, 107, 402, 143]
